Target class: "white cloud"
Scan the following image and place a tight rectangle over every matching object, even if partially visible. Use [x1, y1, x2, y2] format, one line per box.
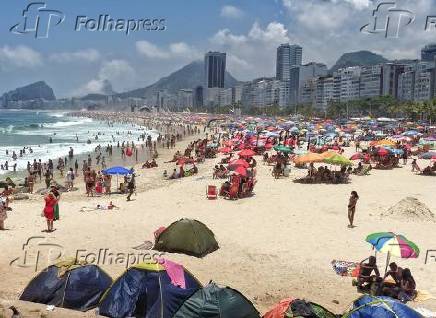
[0, 45, 42, 68]
[209, 22, 292, 80]
[220, 5, 244, 19]
[136, 40, 201, 60]
[73, 59, 136, 96]
[136, 41, 170, 59]
[49, 49, 101, 63]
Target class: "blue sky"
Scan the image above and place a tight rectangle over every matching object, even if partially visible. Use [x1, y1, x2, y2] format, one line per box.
[1, 0, 435, 97]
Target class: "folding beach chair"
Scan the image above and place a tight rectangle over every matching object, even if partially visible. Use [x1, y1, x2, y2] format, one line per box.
[206, 185, 218, 199]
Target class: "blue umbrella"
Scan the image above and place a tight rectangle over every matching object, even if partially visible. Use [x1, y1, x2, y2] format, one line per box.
[402, 130, 420, 136]
[102, 166, 133, 175]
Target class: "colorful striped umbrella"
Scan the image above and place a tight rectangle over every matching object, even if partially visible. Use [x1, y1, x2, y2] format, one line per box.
[366, 232, 419, 273]
[366, 232, 419, 258]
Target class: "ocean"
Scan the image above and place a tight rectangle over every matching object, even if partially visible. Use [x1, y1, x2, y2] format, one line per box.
[0, 109, 156, 175]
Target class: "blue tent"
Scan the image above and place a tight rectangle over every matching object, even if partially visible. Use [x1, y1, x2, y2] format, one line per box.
[344, 295, 423, 318]
[102, 166, 133, 175]
[20, 263, 112, 311]
[99, 263, 201, 318]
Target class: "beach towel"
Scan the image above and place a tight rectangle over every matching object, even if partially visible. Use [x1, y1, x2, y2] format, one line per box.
[263, 298, 293, 318]
[160, 258, 186, 289]
[331, 260, 361, 277]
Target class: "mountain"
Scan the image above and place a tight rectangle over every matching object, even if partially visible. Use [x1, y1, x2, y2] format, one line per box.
[80, 80, 114, 100]
[330, 51, 389, 73]
[1, 81, 56, 102]
[116, 60, 239, 99]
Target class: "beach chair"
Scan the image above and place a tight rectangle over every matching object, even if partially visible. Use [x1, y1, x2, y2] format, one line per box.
[206, 185, 218, 199]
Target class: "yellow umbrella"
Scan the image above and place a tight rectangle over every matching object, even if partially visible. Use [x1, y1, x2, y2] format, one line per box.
[372, 139, 396, 147]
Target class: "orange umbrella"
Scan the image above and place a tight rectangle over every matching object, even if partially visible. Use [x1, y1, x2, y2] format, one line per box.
[320, 151, 337, 159]
[294, 152, 324, 164]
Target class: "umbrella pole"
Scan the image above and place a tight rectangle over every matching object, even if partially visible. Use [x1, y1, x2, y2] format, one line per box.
[384, 251, 390, 275]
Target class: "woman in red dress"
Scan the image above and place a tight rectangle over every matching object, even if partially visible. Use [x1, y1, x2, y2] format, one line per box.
[43, 192, 57, 232]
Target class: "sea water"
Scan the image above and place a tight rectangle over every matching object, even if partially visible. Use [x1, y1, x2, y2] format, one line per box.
[0, 109, 157, 175]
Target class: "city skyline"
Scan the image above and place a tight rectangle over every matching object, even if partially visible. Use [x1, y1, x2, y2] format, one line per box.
[1, 0, 436, 98]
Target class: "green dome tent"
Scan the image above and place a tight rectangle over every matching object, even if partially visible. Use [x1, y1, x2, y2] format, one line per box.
[172, 282, 260, 318]
[154, 219, 219, 258]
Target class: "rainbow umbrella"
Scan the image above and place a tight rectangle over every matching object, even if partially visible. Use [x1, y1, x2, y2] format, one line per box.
[366, 232, 419, 273]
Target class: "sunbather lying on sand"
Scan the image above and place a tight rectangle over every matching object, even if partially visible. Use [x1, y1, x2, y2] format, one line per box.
[80, 201, 119, 212]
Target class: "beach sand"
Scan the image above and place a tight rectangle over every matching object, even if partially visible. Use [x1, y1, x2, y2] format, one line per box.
[0, 129, 435, 317]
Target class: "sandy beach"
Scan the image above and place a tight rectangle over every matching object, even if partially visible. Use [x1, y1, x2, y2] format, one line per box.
[0, 116, 435, 317]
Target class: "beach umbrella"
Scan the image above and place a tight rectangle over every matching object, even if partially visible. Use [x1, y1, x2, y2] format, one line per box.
[320, 151, 337, 159]
[232, 166, 248, 177]
[377, 147, 390, 156]
[228, 159, 250, 169]
[371, 139, 396, 147]
[402, 130, 420, 136]
[323, 154, 352, 166]
[273, 145, 293, 153]
[419, 152, 436, 159]
[238, 149, 256, 157]
[102, 166, 133, 175]
[366, 232, 419, 273]
[219, 147, 232, 154]
[293, 153, 324, 164]
[350, 153, 369, 161]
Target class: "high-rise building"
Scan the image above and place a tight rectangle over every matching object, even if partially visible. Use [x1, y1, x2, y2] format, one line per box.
[334, 66, 361, 102]
[276, 44, 302, 107]
[297, 62, 328, 104]
[421, 44, 436, 62]
[315, 76, 334, 111]
[359, 65, 382, 98]
[193, 86, 203, 109]
[204, 51, 226, 88]
[177, 89, 193, 110]
[276, 44, 302, 79]
[382, 63, 407, 99]
[398, 61, 435, 101]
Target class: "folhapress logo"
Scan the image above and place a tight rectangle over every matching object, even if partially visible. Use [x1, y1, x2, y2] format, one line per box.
[10, 2, 65, 39]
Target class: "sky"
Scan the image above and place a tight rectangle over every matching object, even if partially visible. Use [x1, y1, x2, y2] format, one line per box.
[0, 0, 436, 98]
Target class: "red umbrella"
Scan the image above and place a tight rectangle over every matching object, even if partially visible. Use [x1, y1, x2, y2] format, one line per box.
[238, 149, 256, 157]
[350, 153, 369, 161]
[232, 166, 247, 176]
[229, 159, 250, 169]
[377, 147, 389, 156]
[219, 147, 232, 154]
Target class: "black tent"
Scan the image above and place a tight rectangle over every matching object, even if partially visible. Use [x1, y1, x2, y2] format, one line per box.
[20, 263, 112, 311]
[173, 282, 261, 318]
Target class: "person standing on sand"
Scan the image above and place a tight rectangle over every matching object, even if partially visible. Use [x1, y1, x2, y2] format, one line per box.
[0, 200, 7, 230]
[348, 191, 359, 228]
[43, 192, 57, 232]
[126, 174, 135, 201]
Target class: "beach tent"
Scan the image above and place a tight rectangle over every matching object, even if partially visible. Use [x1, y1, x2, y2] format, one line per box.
[343, 295, 423, 318]
[99, 262, 201, 318]
[154, 219, 219, 258]
[173, 282, 261, 318]
[20, 261, 112, 311]
[102, 166, 133, 175]
[263, 298, 337, 318]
